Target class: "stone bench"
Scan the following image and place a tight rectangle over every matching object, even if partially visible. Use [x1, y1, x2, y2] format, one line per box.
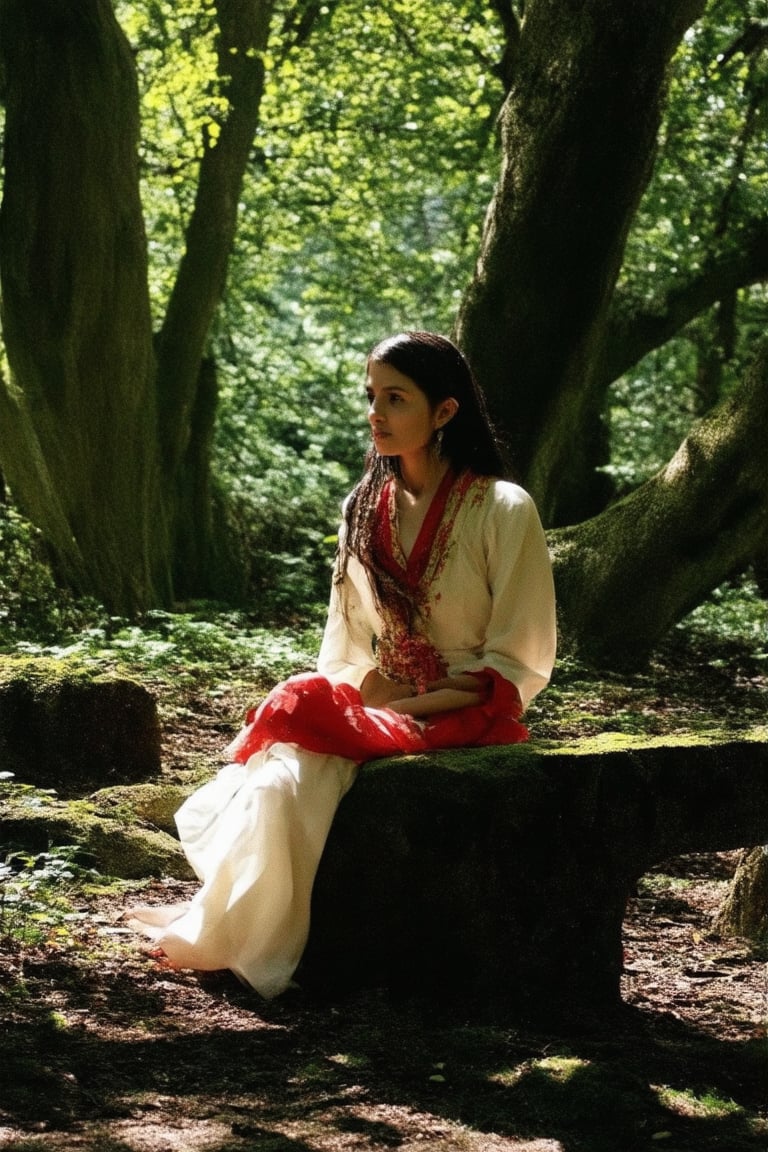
[300, 729, 768, 1018]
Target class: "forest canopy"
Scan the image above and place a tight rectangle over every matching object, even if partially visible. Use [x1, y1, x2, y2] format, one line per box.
[0, 0, 766, 667]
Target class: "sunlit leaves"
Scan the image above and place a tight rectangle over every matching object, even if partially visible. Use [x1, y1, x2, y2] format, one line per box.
[238, 0, 505, 344]
[622, 0, 768, 296]
[114, 0, 507, 545]
[117, 0, 226, 315]
[609, 0, 768, 487]
[205, 0, 509, 596]
[113, 0, 767, 543]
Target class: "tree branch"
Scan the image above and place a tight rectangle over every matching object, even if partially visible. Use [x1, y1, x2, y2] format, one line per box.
[552, 338, 768, 668]
[275, 0, 340, 61]
[715, 19, 768, 68]
[597, 219, 768, 389]
[487, 0, 522, 91]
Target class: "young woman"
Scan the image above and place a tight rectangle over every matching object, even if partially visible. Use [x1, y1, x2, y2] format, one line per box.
[127, 332, 556, 996]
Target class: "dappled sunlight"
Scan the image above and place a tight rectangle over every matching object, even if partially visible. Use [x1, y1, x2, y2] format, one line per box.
[488, 1056, 592, 1089]
[661, 439, 692, 483]
[654, 1085, 745, 1120]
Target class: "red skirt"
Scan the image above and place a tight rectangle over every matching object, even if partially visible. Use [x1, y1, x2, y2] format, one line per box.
[224, 668, 528, 766]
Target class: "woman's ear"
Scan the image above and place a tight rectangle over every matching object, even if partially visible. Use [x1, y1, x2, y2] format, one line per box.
[435, 397, 459, 428]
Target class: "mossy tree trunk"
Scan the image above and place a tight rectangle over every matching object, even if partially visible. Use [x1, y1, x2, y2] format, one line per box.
[455, 0, 707, 527]
[456, 1, 767, 531]
[0, 0, 273, 612]
[712, 845, 768, 941]
[0, 0, 167, 612]
[550, 342, 768, 668]
[455, 0, 768, 664]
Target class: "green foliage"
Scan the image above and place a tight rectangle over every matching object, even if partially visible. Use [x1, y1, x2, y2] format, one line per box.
[243, 0, 504, 339]
[114, 0, 508, 611]
[2, 0, 766, 628]
[117, 0, 224, 317]
[678, 574, 768, 653]
[213, 360, 353, 620]
[610, 0, 768, 487]
[0, 506, 106, 647]
[14, 608, 322, 694]
[625, 2, 768, 295]
[603, 338, 701, 493]
[526, 574, 767, 740]
[118, 0, 767, 542]
[0, 775, 101, 949]
[655, 1085, 744, 1120]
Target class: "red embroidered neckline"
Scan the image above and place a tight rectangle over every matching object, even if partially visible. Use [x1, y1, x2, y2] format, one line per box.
[377, 467, 457, 591]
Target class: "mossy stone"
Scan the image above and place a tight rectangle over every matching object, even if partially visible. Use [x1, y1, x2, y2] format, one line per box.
[0, 795, 192, 879]
[302, 728, 768, 1017]
[89, 782, 191, 834]
[0, 656, 160, 796]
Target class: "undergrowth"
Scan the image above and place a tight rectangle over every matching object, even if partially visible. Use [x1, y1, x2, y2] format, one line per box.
[10, 607, 324, 697]
[0, 774, 105, 952]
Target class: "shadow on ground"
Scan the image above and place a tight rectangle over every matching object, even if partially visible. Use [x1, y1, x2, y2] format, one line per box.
[2, 953, 765, 1152]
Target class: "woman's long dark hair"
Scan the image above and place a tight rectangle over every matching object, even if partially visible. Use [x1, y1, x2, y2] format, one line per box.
[336, 331, 508, 624]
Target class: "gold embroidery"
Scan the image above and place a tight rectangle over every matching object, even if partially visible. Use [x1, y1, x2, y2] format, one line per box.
[376, 474, 492, 691]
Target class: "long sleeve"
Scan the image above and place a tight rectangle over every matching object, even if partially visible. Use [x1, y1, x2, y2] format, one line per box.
[450, 483, 557, 710]
[317, 478, 556, 710]
[317, 550, 380, 691]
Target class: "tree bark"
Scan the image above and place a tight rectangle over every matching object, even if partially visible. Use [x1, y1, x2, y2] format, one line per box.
[155, 0, 274, 597]
[0, 0, 275, 610]
[302, 735, 768, 1016]
[0, 0, 168, 611]
[712, 846, 768, 941]
[551, 341, 768, 668]
[455, 0, 707, 526]
[156, 0, 273, 473]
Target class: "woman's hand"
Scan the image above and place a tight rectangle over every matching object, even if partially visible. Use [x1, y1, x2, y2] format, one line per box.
[387, 685, 485, 717]
[362, 671, 487, 717]
[360, 669, 415, 707]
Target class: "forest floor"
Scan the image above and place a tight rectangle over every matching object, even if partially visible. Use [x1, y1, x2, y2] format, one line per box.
[1, 625, 767, 1152]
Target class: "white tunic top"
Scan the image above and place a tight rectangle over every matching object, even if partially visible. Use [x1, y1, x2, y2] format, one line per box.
[319, 478, 556, 710]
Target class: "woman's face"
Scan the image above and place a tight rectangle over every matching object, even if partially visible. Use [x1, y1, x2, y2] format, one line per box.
[365, 360, 454, 461]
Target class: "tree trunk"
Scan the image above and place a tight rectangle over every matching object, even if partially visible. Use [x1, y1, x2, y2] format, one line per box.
[0, 0, 275, 611]
[455, 0, 706, 526]
[551, 342, 768, 668]
[712, 846, 768, 941]
[0, 0, 168, 612]
[156, 0, 273, 598]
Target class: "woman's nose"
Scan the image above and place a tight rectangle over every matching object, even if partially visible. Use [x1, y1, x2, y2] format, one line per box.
[368, 398, 382, 422]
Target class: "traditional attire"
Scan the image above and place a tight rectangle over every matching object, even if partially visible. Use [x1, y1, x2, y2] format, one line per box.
[128, 470, 556, 996]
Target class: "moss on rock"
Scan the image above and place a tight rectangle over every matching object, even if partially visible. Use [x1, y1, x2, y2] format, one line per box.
[0, 793, 192, 879]
[89, 783, 191, 834]
[301, 727, 768, 1016]
[0, 655, 160, 796]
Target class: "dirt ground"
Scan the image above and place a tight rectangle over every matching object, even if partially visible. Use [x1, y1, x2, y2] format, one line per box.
[1, 848, 765, 1152]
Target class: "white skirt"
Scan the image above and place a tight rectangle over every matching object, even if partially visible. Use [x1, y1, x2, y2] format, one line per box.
[126, 742, 358, 997]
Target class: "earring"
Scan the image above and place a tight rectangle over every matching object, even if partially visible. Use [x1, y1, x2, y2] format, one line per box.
[435, 427, 445, 456]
